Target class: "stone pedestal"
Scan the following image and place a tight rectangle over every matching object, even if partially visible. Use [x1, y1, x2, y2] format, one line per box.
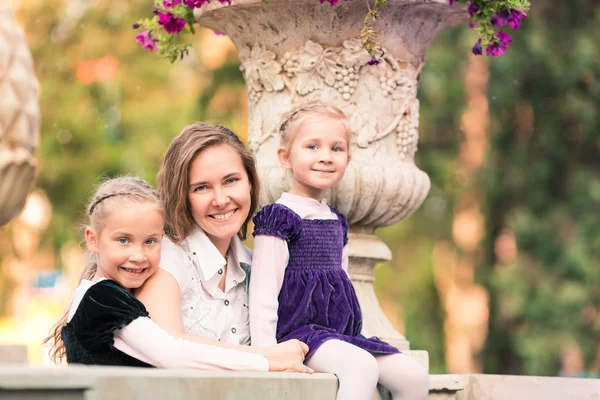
[196, 0, 468, 357]
[0, 4, 40, 227]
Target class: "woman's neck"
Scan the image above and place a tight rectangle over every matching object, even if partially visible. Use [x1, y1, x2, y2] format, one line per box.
[207, 235, 232, 258]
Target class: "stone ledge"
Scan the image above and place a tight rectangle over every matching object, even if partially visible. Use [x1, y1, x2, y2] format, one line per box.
[1, 366, 599, 400]
[457, 374, 600, 400]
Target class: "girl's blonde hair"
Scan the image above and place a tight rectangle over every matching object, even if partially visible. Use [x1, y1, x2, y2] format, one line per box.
[278, 101, 350, 148]
[157, 122, 260, 243]
[44, 176, 163, 364]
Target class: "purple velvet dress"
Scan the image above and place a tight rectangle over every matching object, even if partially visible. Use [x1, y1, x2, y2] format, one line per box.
[253, 203, 400, 360]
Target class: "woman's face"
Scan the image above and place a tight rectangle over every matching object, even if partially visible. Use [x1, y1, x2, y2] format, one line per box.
[187, 144, 252, 252]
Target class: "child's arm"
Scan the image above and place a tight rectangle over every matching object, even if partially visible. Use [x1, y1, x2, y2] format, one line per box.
[113, 317, 269, 371]
[342, 245, 350, 278]
[249, 235, 288, 347]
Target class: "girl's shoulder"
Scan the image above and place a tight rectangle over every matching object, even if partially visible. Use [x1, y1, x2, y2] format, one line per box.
[252, 203, 303, 242]
[66, 280, 149, 352]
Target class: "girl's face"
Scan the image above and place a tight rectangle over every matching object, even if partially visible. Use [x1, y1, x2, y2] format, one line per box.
[278, 116, 350, 201]
[85, 202, 164, 290]
[187, 144, 252, 253]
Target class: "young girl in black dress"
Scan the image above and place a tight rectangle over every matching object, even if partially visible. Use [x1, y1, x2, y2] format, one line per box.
[44, 176, 302, 371]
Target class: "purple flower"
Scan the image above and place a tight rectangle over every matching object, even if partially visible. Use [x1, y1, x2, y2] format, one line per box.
[448, 0, 458, 5]
[320, 0, 339, 6]
[507, 9, 526, 29]
[216, 0, 231, 4]
[472, 39, 482, 55]
[135, 31, 159, 51]
[185, 0, 210, 8]
[163, 0, 182, 8]
[485, 31, 512, 57]
[157, 11, 186, 34]
[468, 21, 477, 29]
[367, 57, 380, 65]
[468, 1, 479, 16]
[491, 9, 510, 26]
[213, 30, 226, 36]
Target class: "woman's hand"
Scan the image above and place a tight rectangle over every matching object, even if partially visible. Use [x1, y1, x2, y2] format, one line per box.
[262, 339, 313, 373]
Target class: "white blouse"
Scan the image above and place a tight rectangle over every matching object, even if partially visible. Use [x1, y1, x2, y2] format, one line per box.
[159, 225, 252, 345]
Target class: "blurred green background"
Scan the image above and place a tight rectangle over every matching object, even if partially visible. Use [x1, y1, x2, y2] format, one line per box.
[1, 0, 598, 374]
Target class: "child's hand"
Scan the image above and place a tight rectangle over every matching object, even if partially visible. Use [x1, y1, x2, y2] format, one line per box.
[263, 339, 314, 373]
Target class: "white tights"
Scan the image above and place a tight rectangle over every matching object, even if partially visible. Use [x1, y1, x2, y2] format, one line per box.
[305, 340, 429, 400]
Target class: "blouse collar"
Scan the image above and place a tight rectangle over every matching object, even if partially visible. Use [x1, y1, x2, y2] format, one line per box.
[280, 192, 328, 208]
[186, 225, 251, 286]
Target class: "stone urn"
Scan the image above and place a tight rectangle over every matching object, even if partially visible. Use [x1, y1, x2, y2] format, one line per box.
[0, 4, 40, 227]
[196, 0, 467, 362]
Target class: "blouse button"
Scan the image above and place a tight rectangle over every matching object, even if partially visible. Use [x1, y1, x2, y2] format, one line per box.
[233, 280, 237, 285]
[218, 269, 223, 275]
[231, 327, 237, 334]
[224, 300, 230, 306]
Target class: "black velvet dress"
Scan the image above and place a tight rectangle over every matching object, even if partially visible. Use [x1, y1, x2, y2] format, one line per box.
[62, 279, 153, 367]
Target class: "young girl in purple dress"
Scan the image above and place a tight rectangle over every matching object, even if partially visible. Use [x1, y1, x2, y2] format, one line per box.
[250, 102, 429, 399]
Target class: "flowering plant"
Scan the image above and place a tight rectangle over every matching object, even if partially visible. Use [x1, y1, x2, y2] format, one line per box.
[449, 0, 530, 57]
[134, 0, 530, 62]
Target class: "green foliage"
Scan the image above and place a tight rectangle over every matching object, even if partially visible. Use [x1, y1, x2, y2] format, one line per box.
[480, 0, 600, 375]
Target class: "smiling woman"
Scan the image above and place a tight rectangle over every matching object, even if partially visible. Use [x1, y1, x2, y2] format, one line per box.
[133, 122, 313, 373]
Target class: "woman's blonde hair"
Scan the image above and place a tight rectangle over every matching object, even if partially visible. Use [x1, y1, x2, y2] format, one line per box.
[157, 122, 260, 243]
[278, 101, 350, 149]
[44, 176, 163, 364]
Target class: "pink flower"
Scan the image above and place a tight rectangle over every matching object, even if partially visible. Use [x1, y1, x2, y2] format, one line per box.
[485, 31, 512, 57]
[185, 0, 210, 8]
[135, 31, 159, 51]
[320, 0, 338, 6]
[157, 11, 186, 34]
[213, 30, 226, 36]
[163, 0, 182, 8]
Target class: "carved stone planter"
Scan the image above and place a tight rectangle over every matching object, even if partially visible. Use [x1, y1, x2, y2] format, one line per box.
[196, 0, 467, 355]
[0, 4, 40, 227]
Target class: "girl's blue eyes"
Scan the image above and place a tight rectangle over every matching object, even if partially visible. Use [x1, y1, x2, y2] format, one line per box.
[118, 238, 157, 245]
[307, 145, 344, 152]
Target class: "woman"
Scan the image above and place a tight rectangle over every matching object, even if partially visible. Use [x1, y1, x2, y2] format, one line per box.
[135, 122, 311, 372]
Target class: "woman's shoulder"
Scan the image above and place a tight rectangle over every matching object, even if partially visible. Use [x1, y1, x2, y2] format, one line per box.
[252, 203, 303, 241]
[159, 236, 193, 289]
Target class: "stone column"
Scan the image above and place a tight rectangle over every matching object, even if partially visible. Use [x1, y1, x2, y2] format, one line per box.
[196, 0, 467, 357]
[0, 4, 40, 227]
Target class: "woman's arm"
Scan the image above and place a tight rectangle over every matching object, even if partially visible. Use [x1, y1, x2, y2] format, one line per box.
[249, 235, 288, 347]
[113, 317, 269, 371]
[135, 258, 311, 372]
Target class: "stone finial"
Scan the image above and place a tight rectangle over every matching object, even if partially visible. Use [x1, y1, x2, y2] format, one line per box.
[0, 4, 40, 226]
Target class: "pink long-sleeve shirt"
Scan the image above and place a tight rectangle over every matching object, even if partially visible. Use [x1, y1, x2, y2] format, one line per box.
[249, 192, 349, 347]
